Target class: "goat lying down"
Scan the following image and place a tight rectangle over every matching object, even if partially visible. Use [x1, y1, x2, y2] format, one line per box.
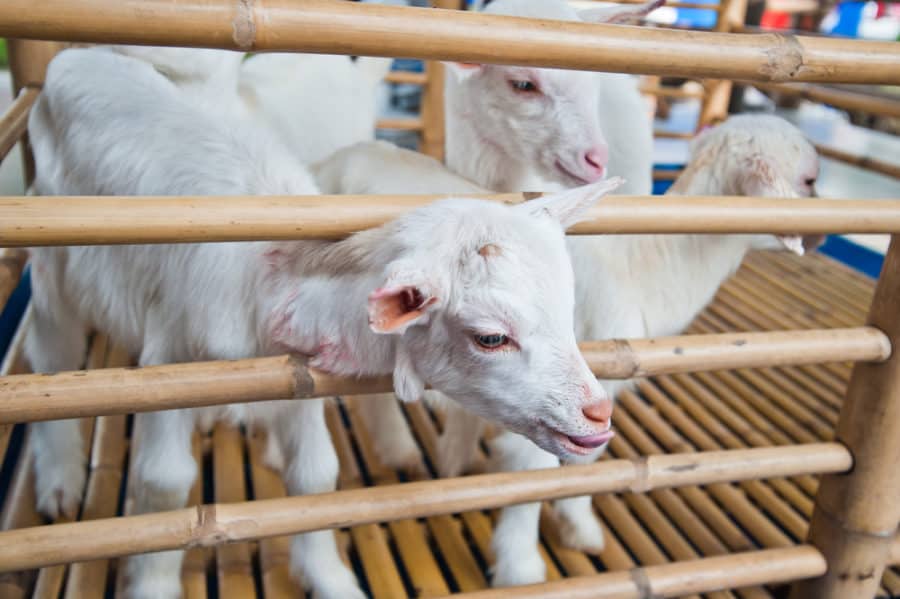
[27, 48, 621, 599]
[313, 113, 822, 587]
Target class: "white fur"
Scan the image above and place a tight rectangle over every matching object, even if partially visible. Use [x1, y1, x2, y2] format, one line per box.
[444, 0, 657, 196]
[314, 114, 820, 586]
[104, 47, 389, 165]
[103, 45, 246, 114]
[28, 48, 620, 598]
[239, 53, 392, 165]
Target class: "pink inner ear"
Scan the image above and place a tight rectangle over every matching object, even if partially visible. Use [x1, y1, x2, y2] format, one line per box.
[368, 286, 436, 333]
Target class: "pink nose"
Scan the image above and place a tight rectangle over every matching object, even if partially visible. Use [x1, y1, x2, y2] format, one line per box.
[582, 146, 608, 181]
[583, 400, 612, 427]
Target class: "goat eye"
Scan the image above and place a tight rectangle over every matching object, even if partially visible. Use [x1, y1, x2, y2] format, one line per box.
[509, 79, 538, 93]
[474, 333, 509, 350]
[804, 178, 816, 187]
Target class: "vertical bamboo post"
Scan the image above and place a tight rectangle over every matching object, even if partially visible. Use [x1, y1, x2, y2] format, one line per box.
[6, 40, 64, 186]
[696, 0, 748, 129]
[419, 0, 459, 161]
[789, 235, 900, 599]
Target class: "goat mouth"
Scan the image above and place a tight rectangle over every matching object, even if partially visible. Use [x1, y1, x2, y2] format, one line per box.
[553, 428, 615, 456]
[554, 160, 594, 186]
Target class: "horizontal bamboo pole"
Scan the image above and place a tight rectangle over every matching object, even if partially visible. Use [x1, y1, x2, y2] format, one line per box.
[1, 328, 887, 424]
[1, 0, 899, 83]
[581, 327, 890, 379]
[453, 546, 826, 598]
[376, 117, 424, 131]
[815, 144, 900, 181]
[0, 87, 38, 164]
[384, 71, 427, 85]
[0, 444, 850, 572]
[596, 0, 722, 8]
[640, 85, 706, 99]
[753, 82, 900, 119]
[655, 130, 696, 140]
[6, 195, 900, 246]
[653, 169, 684, 181]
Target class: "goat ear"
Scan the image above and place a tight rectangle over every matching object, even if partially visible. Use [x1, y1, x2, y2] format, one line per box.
[368, 267, 442, 335]
[738, 155, 797, 197]
[393, 343, 426, 403]
[519, 177, 624, 229]
[443, 61, 482, 81]
[577, 0, 665, 24]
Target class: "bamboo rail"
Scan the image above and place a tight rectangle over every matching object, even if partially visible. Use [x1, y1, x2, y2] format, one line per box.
[791, 235, 900, 599]
[2, 0, 900, 84]
[655, 130, 696, 140]
[814, 144, 900, 181]
[0, 87, 38, 164]
[653, 169, 684, 180]
[0, 328, 887, 424]
[0, 445, 851, 572]
[0, 249, 28, 313]
[640, 85, 706, 99]
[453, 546, 825, 598]
[376, 118, 424, 131]
[583, 0, 723, 10]
[7, 195, 900, 246]
[384, 71, 427, 85]
[753, 82, 900, 119]
[6, 41, 64, 186]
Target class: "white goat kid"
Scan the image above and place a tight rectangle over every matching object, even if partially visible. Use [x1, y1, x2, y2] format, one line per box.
[239, 53, 393, 165]
[314, 114, 821, 586]
[27, 48, 620, 599]
[445, 0, 661, 196]
[445, 114, 822, 586]
[313, 142, 491, 471]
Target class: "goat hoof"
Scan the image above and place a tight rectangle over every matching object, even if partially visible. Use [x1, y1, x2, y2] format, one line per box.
[34, 460, 86, 520]
[491, 551, 546, 588]
[558, 513, 605, 554]
[374, 434, 422, 475]
[308, 569, 366, 599]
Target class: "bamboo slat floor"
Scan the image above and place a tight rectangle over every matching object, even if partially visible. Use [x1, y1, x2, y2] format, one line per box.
[1, 249, 897, 599]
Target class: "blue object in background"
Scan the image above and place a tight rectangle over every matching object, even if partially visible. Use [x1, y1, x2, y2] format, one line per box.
[0, 267, 30, 364]
[672, 0, 720, 29]
[652, 163, 682, 195]
[818, 235, 884, 279]
[390, 58, 423, 73]
[826, 1, 866, 37]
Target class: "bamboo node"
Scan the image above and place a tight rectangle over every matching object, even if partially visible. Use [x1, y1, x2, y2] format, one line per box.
[627, 565, 655, 598]
[289, 355, 315, 399]
[762, 33, 804, 81]
[233, 0, 257, 51]
[629, 455, 652, 493]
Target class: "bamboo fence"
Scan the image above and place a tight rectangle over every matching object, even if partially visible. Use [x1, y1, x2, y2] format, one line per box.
[5, 195, 900, 246]
[0, 1, 899, 598]
[0, 445, 852, 572]
[0, 328, 888, 423]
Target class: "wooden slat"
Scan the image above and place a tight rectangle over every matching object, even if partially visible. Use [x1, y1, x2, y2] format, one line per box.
[0, 250, 897, 596]
[212, 423, 256, 599]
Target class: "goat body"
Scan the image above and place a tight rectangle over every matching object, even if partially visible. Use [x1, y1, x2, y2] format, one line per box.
[28, 48, 619, 598]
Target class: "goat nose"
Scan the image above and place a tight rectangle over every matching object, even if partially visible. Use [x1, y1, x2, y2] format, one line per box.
[583, 400, 612, 425]
[583, 146, 608, 177]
